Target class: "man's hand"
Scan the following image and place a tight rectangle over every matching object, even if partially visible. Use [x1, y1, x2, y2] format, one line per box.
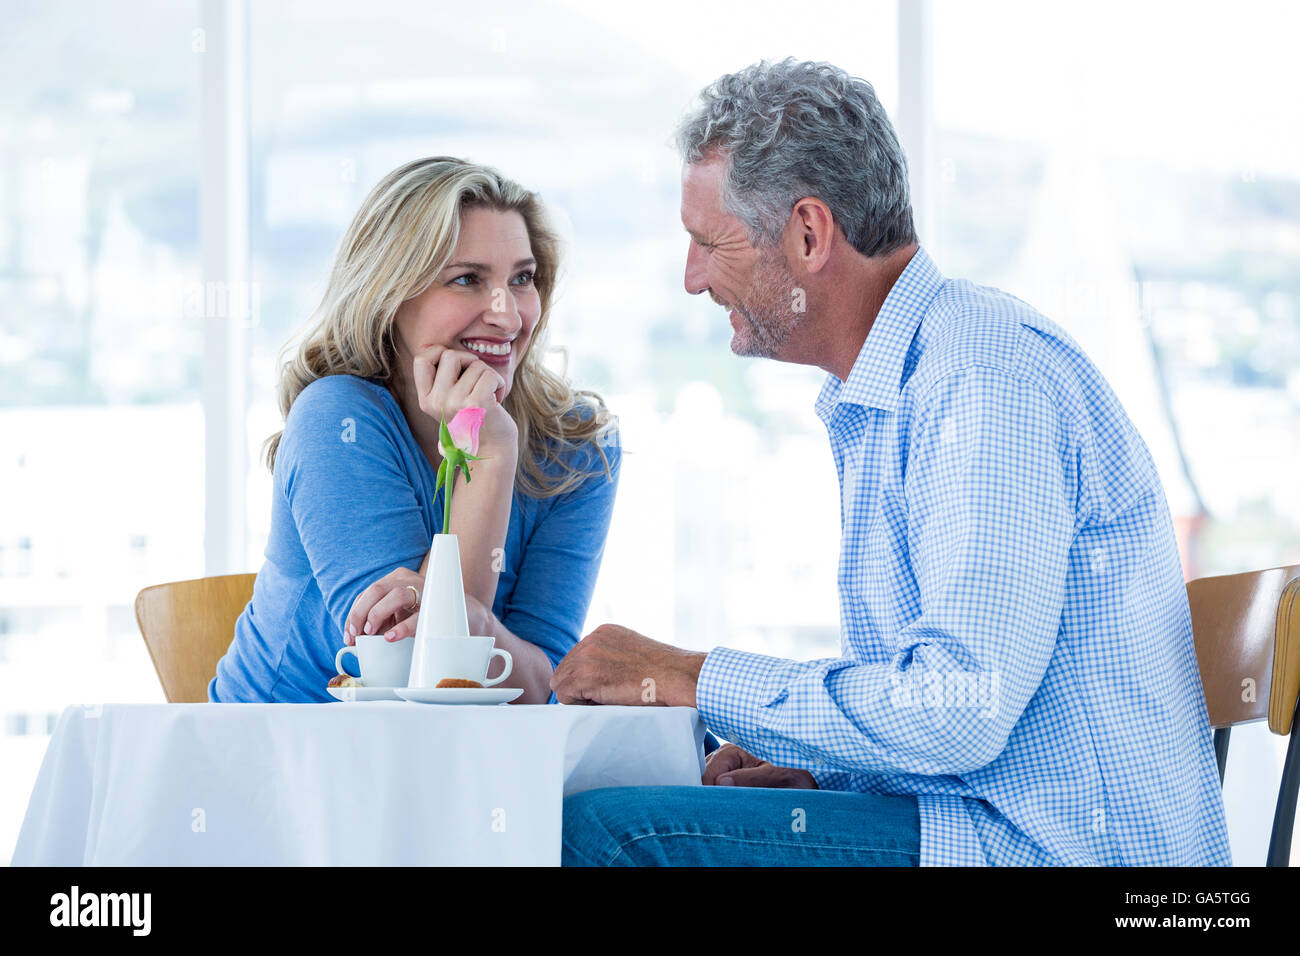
[550, 624, 706, 707]
[702, 743, 818, 789]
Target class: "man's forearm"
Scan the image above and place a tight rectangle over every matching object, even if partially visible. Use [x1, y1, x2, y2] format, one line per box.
[695, 645, 1021, 778]
[666, 649, 706, 707]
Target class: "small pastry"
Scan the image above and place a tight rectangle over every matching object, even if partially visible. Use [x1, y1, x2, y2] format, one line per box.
[328, 674, 361, 688]
[435, 678, 483, 689]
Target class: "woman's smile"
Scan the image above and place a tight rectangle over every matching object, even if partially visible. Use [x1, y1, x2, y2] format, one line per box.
[459, 335, 514, 367]
[417, 335, 517, 372]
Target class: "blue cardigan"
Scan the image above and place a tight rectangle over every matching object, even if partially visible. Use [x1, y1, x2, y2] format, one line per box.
[210, 374, 620, 703]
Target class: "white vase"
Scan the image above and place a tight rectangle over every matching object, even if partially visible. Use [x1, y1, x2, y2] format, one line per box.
[407, 533, 470, 687]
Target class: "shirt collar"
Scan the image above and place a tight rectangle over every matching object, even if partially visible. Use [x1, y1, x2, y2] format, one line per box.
[815, 245, 944, 422]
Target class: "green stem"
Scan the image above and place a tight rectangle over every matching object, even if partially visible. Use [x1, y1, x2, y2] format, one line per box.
[442, 462, 455, 535]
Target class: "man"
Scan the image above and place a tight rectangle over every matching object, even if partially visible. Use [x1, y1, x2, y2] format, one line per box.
[554, 58, 1232, 866]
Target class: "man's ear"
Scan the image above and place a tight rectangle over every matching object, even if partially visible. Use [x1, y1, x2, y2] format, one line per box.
[786, 197, 836, 274]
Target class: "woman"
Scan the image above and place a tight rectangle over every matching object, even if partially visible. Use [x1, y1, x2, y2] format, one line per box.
[209, 157, 620, 705]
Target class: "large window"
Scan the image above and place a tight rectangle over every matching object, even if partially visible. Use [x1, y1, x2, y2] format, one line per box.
[0, 0, 202, 860]
[243, 0, 897, 659]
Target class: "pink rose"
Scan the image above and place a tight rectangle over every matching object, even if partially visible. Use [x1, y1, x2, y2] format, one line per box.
[443, 406, 486, 457]
[435, 406, 488, 534]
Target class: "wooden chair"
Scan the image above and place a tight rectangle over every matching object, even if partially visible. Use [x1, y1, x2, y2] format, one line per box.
[135, 573, 256, 703]
[1186, 563, 1300, 866]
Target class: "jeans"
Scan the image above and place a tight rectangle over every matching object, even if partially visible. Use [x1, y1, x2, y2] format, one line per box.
[562, 784, 921, 866]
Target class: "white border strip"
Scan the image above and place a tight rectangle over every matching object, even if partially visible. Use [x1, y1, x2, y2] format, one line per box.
[897, 0, 935, 247]
[199, 0, 249, 575]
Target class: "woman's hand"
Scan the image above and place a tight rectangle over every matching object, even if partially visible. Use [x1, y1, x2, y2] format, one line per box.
[379, 592, 496, 642]
[346, 574, 498, 644]
[344, 567, 424, 644]
[412, 345, 518, 455]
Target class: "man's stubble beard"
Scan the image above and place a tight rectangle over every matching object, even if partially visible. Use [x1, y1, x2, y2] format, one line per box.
[728, 248, 804, 360]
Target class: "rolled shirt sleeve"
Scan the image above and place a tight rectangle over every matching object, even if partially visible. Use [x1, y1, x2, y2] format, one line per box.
[696, 366, 1076, 782]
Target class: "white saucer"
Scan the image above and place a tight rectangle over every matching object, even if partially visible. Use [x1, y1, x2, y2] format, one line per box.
[327, 685, 402, 702]
[395, 686, 523, 705]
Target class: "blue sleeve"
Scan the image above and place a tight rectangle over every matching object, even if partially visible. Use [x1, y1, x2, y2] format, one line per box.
[278, 376, 431, 641]
[695, 366, 1074, 778]
[499, 429, 622, 690]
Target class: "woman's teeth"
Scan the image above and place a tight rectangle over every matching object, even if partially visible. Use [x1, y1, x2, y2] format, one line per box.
[461, 339, 510, 356]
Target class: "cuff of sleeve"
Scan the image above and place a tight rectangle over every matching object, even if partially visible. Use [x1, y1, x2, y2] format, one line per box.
[810, 767, 869, 792]
[695, 645, 795, 747]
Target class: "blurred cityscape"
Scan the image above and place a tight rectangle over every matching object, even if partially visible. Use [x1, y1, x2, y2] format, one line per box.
[2, 0, 1298, 864]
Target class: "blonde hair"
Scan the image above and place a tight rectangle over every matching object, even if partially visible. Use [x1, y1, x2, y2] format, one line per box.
[264, 156, 615, 498]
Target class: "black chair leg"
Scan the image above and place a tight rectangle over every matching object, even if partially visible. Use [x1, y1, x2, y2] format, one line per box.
[1266, 700, 1300, 867]
[1214, 727, 1231, 785]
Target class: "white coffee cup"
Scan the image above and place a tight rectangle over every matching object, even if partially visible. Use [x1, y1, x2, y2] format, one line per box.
[335, 634, 414, 688]
[407, 635, 512, 689]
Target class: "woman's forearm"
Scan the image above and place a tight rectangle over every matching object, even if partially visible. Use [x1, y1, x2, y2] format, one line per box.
[487, 615, 555, 705]
[445, 450, 516, 608]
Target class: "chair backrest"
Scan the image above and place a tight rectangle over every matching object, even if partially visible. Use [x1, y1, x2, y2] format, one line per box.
[135, 574, 256, 702]
[1186, 563, 1300, 735]
[1186, 563, 1300, 866]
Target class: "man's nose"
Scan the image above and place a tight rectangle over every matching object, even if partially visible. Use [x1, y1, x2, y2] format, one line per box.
[684, 240, 708, 296]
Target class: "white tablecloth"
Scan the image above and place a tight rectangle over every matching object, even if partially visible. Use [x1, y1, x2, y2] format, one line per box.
[12, 702, 705, 866]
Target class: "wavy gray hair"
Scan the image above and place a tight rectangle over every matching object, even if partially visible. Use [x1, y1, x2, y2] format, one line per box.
[674, 58, 916, 258]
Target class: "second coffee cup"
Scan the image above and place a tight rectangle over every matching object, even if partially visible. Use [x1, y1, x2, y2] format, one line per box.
[407, 635, 512, 689]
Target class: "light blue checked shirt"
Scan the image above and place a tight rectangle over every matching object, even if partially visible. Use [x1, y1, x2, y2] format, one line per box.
[696, 246, 1232, 866]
